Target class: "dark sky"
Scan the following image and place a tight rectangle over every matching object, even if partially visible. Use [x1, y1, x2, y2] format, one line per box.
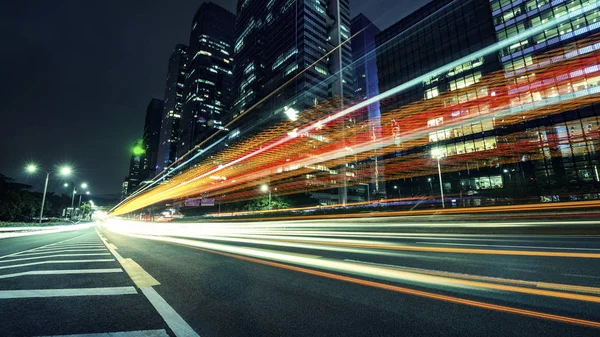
[0, 0, 426, 197]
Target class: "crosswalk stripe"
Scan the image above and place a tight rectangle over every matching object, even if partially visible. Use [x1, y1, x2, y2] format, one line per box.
[36, 329, 170, 337]
[0, 268, 123, 279]
[0, 287, 138, 299]
[15, 249, 108, 257]
[0, 259, 115, 270]
[0, 253, 111, 264]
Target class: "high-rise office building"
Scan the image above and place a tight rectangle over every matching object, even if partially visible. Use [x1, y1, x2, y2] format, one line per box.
[376, 0, 500, 112]
[489, 0, 600, 194]
[178, 2, 236, 159]
[157, 44, 188, 174]
[142, 98, 164, 177]
[375, 0, 502, 198]
[232, 0, 354, 134]
[373, 0, 600, 199]
[232, 0, 354, 205]
[351, 13, 385, 197]
[124, 140, 145, 197]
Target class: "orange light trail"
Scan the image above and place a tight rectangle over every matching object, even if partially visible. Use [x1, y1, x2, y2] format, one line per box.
[180, 244, 600, 329]
[111, 34, 600, 215]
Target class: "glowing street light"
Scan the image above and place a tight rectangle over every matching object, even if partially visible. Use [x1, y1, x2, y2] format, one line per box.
[25, 163, 72, 224]
[431, 148, 445, 208]
[81, 183, 88, 189]
[260, 184, 271, 210]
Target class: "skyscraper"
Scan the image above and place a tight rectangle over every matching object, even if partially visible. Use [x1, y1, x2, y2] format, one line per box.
[372, 0, 600, 200]
[142, 98, 164, 177]
[178, 2, 236, 159]
[374, 0, 502, 198]
[156, 44, 188, 174]
[232, 0, 354, 135]
[351, 13, 385, 197]
[490, 0, 600, 194]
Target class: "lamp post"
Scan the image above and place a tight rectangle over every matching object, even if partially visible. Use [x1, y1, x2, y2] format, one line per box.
[25, 164, 72, 224]
[260, 184, 271, 210]
[428, 177, 433, 194]
[431, 149, 445, 208]
[66, 182, 88, 219]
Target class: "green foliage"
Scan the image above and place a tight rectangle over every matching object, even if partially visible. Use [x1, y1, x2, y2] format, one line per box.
[243, 196, 290, 211]
[0, 173, 70, 222]
[80, 202, 92, 215]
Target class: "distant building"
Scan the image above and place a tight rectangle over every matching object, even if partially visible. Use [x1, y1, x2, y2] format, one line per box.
[124, 99, 164, 197]
[178, 2, 236, 159]
[157, 44, 188, 174]
[124, 139, 145, 197]
[351, 13, 385, 198]
[143, 98, 164, 177]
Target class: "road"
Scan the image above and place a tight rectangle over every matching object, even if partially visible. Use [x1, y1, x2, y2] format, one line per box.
[0, 217, 599, 336]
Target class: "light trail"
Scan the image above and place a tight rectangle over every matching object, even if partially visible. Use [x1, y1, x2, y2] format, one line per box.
[111, 3, 600, 215]
[100, 220, 600, 328]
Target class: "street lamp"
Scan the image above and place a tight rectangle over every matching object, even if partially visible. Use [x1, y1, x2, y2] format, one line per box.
[260, 184, 271, 210]
[65, 181, 88, 219]
[25, 163, 72, 224]
[431, 148, 445, 208]
[428, 177, 433, 194]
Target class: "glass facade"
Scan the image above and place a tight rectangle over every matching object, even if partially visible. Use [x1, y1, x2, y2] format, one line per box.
[491, 0, 600, 196]
[232, 0, 354, 135]
[178, 2, 236, 159]
[375, 0, 502, 198]
[156, 44, 188, 174]
[351, 13, 385, 197]
[373, 0, 600, 200]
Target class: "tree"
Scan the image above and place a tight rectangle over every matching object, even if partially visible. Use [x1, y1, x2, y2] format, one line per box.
[80, 202, 92, 219]
[243, 196, 290, 211]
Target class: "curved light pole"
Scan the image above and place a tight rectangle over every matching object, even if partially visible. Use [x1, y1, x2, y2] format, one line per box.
[431, 149, 445, 208]
[25, 164, 72, 224]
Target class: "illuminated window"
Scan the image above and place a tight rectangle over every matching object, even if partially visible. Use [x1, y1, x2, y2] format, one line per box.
[424, 87, 439, 100]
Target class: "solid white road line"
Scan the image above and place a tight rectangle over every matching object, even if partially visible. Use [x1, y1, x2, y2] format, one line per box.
[0, 268, 123, 279]
[0, 287, 137, 299]
[415, 242, 600, 251]
[0, 259, 115, 270]
[140, 287, 200, 337]
[0, 253, 111, 264]
[37, 329, 170, 337]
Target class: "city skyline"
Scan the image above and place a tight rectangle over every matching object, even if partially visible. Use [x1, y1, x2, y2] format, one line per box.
[0, 0, 423, 196]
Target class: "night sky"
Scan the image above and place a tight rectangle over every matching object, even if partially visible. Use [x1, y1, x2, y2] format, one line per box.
[0, 0, 427, 197]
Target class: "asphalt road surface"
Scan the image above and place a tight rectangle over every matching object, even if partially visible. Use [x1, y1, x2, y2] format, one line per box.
[1, 217, 599, 336]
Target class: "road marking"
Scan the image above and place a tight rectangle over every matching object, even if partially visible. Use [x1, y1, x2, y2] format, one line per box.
[0, 287, 137, 299]
[140, 287, 199, 337]
[14, 249, 108, 257]
[0, 231, 96, 260]
[415, 242, 600, 251]
[0, 253, 111, 264]
[0, 259, 115, 270]
[119, 259, 160, 287]
[37, 329, 170, 337]
[0, 268, 122, 279]
[35, 244, 106, 250]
